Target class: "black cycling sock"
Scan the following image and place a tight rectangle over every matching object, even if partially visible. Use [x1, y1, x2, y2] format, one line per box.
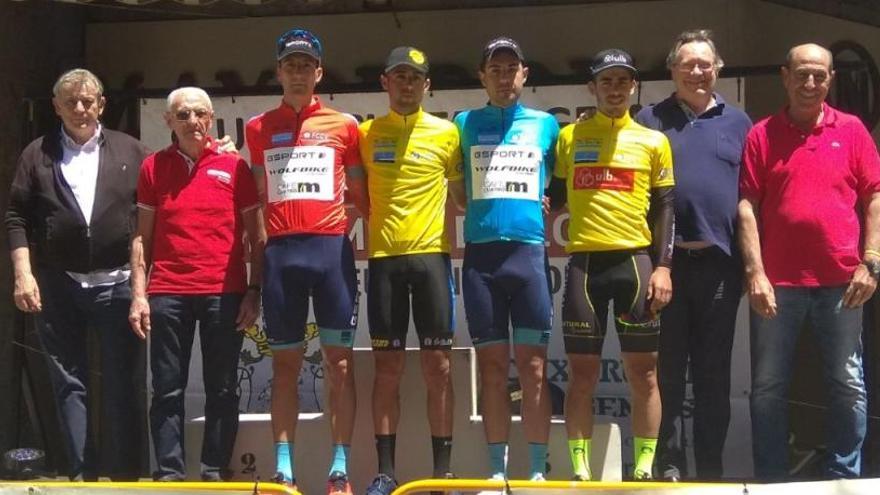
[432, 436, 453, 477]
[376, 434, 396, 477]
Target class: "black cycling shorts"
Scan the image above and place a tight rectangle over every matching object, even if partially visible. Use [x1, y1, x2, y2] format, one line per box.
[561, 249, 659, 355]
[367, 253, 454, 351]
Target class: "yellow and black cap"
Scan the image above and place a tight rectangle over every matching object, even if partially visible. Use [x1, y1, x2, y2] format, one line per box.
[384, 46, 429, 74]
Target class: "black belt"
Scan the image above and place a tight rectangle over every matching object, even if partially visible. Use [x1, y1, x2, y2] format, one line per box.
[675, 246, 716, 258]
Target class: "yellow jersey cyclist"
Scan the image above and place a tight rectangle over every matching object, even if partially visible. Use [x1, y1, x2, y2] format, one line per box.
[359, 46, 465, 495]
[549, 48, 675, 481]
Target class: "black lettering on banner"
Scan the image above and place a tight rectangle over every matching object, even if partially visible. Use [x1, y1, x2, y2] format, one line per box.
[592, 396, 631, 418]
[241, 452, 256, 474]
[547, 359, 568, 383]
[600, 358, 625, 383]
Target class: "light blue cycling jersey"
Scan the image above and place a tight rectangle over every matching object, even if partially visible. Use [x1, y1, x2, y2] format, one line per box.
[454, 102, 559, 244]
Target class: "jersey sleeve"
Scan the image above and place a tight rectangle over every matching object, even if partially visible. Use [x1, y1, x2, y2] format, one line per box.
[852, 121, 880, 200]
[739, 128, 766, 203]
[245, 118, 264, 168]
[357, 120, 372, 168]
[342, 115, 362, 169]
[445, 126, 464, 181]
[233, 158, 260, 211]
[136, 155, 157, 210]
[544, 116, 561, 182]
[553, 124, 573, 179]
[651, 133, 675, 188]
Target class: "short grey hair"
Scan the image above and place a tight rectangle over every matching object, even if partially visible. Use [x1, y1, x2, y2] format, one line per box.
[665, 29, 724, 71]
[52, 69, 104, 97]
[166, 87, 213, 112]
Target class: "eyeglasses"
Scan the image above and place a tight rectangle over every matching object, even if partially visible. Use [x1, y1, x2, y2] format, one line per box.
[793, 70, 829, 84]
[174, 108, 211, 121]
[675, 62, 716, 73]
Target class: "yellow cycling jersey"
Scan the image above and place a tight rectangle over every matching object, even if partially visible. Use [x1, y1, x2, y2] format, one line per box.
[359, 107, 463, 258]
[554, 110, 674, 253]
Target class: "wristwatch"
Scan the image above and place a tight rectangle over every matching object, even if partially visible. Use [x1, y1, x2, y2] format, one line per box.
[862, 258, 880, 278]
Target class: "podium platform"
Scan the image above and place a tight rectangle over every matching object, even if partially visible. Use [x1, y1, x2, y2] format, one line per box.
[185, 348, 622, 495]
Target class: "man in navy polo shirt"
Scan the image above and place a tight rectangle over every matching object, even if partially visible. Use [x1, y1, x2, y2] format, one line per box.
[636, 30, 751, 481]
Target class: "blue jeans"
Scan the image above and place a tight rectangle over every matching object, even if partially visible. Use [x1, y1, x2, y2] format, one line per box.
[149, 294, 243, 481]
[34, 269, 144, 480]
[750, 286, 867, 480]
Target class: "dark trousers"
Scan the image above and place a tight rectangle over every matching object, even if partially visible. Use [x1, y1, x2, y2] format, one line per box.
[149, 294, 244, 481]
[34, 269, 144, 480]
[655, 247, 742, 480]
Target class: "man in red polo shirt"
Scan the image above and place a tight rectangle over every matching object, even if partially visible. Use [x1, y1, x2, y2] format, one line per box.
[128, 87, 265, 482]
[739, 43, 880, 481]
[245, 28, 368, 495]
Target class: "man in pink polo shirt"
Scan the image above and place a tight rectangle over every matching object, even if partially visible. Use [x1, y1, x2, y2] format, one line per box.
[738, 43, 880, 481]
[128, 87, 265, 481]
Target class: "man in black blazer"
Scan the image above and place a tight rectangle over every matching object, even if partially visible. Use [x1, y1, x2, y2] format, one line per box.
[5, 68, 148, 481]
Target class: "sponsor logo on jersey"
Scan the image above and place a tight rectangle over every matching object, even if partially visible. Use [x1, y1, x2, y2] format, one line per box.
[277, 182, 321, 195]
[302, 131, 328, 141]
[374, 151, 396, 163]
[573, 166, 634, 191]
[574, 151, 600, 163]
[206, 169, 232, 184]
[271, 132, 293, 144]
[265, 149, 327, 163]
[477, 133, 501, 144]
[473, 149, 535, 160]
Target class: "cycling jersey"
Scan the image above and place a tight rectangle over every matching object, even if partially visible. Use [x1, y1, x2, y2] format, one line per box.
[359, 107, 462, 258]
[554, 110, 674, 253]
[245, 96, 360, 237]
[454, 102, 559, 244]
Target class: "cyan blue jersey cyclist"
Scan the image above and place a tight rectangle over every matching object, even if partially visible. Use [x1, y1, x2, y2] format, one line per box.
[455, 101, 559, 244]
[452, 36, 558, 484]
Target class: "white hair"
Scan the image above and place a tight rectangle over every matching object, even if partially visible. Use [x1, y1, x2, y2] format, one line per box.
[166, 87, 213, 112]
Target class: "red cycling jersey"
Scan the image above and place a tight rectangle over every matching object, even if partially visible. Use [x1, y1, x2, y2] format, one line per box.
[246, 96, 360, 237]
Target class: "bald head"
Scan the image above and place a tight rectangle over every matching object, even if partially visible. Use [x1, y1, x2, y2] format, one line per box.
[785, 43, 833, 71]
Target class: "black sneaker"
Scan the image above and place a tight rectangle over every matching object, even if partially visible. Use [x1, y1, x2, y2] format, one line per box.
[365, 473, 398, 495]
